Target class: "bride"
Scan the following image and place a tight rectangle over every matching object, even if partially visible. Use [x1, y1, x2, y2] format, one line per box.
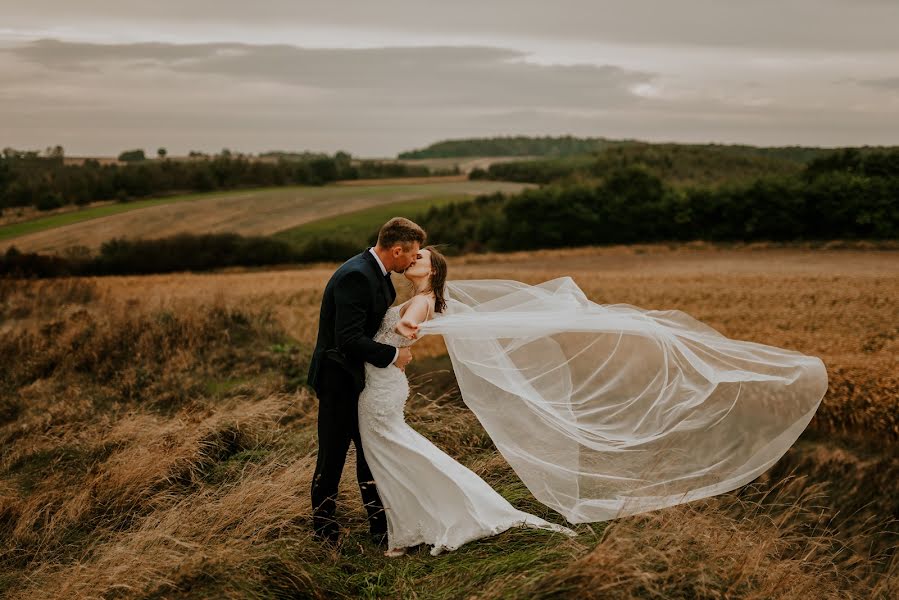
[358, 246, 828, 557]
[358, 246, 576, 557]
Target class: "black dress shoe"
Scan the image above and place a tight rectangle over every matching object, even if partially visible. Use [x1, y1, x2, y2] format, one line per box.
[313, 526, 341, 545]
[370, 532, 388, 547]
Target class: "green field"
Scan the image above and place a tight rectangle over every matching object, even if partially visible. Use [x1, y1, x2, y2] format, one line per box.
[274, 194, 466, 246]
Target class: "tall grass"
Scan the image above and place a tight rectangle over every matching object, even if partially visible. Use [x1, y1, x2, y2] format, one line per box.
[1, 257, 896, 598]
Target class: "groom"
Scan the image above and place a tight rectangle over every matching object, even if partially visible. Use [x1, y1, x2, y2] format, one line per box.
[308, 217, 426, 543]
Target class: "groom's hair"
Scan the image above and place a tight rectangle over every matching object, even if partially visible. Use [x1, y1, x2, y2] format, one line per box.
[377, 217, 426, 250]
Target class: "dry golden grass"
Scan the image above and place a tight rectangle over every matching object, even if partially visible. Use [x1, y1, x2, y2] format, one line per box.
[1, 243, 896, 599]
[497, 483, 848, 600]
[9, 394, 320, 599]
[62, 242, 899, 439]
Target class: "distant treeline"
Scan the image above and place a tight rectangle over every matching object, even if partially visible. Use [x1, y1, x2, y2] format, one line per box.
[420, 148, 899, 252]
[471, 143, 821, 187]
[4, 148, 898, 279]
[399, 135, 626, 158]
[0, 148, 430, 212]
[399, 135, 832, 162]
[1, 232, 364, 278]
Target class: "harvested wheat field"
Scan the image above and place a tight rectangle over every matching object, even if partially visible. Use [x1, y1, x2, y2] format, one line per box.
[1, 244, 897, 599]
[0, 180, 529, 255]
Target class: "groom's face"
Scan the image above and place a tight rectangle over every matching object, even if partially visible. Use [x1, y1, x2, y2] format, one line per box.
[391, 242, 420, 272]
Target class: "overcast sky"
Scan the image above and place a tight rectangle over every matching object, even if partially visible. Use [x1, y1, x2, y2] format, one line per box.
[2, 1, 898, 157]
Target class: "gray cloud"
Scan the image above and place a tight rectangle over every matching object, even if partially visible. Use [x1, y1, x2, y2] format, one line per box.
[5, 1, 899, 52]
[858, 77, 899, 91]
[1, 2, 898, 156]
[0, 39, 662, 155]
[7, 40, 653, 109]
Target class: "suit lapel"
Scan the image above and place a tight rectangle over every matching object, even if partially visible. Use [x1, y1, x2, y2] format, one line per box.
[386, 275, 396, 304]
[378, 274, 393, 306]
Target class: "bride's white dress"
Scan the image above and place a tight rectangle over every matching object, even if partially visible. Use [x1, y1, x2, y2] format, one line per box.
[358, 304, 576, 555]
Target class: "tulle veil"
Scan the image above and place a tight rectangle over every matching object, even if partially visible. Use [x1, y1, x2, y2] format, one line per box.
[416, 277, 828, 524]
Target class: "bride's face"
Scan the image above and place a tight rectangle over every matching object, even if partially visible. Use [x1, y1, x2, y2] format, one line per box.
[403, 248, 432, 281]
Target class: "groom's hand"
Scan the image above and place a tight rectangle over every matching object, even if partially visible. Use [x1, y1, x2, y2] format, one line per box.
[394, 347, 413, 371]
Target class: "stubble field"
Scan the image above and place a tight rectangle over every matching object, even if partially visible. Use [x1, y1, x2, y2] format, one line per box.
[0, 180, 529, 255]
[1, 244, 897, 599]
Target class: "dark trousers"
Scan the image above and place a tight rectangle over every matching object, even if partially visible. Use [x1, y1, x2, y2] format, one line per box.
[310, 362, 387, 538]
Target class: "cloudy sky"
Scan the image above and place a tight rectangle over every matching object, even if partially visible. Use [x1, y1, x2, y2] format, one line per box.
[2, 1, 898, 157]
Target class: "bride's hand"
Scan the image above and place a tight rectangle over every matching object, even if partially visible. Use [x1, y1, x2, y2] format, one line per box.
[396, 318, 419, 340]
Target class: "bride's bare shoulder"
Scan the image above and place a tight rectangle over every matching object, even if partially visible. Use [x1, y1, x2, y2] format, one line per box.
[399, 293, 436, 319]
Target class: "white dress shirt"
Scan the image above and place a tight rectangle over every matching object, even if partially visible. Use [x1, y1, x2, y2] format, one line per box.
[369, 247, 400, 366]
[368, 247, 388, 276]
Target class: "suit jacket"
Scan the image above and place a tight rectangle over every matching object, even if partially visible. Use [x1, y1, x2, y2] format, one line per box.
[307, 248, 397, 396]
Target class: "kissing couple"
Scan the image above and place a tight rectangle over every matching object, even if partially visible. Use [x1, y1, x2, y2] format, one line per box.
[307, 217, 828, 558]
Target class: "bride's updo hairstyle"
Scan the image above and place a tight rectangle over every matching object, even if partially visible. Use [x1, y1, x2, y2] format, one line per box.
[425, 245, 448, 313]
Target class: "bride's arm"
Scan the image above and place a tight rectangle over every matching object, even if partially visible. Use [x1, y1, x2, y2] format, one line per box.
[396, 295, 434, 340]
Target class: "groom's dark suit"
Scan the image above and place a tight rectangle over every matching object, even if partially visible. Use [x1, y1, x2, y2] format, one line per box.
[308, 248, 396, 540]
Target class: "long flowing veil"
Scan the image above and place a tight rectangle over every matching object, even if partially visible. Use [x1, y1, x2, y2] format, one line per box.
[416, 277, 828, 524]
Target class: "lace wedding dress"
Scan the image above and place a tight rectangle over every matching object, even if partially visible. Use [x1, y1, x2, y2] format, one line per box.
[358, 304, 576, 555]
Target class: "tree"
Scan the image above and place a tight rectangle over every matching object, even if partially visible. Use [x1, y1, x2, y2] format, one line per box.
[308, 157, 338, 184]
[0, 156, 10, 187]
[43, 145, 64, 159]
[0, 157, 11, 208]
[118, 149, 146, 162]
[157, 147, 167, 159]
